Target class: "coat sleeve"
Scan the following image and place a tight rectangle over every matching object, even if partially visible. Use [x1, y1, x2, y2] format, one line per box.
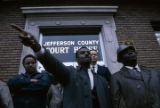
[110, 74, 121, 108]
[0, 82, 14, 108]
[8, 73, 51, 93]
[37, 48, 70, 85]
[7, 74, 31, 92]
[21, 73, 51, 92]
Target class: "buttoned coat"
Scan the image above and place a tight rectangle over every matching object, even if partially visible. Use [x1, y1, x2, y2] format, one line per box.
[37, 49, 111, 108]
[0, 80, 13, 108]
[111, 65, 160, 108]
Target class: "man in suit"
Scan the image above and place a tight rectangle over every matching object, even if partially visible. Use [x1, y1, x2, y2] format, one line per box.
[10, 24, 111, 108]
[111, 44, 160, 108]
[90, 49, 111, 82]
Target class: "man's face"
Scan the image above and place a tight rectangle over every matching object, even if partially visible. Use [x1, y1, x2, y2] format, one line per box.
[90, 50, 98, 63]
[120, 48, 137, 63]
[24, 57, 36, 74]
[77, 47, 91, 65]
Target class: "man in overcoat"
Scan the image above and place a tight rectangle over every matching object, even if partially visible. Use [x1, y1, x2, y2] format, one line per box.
[111, 44, 160, 108]
[10, 24, 111, 108]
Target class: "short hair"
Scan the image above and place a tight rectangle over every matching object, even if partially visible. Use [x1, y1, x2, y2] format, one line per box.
[90, 49, 98, 53]
[22, 54, 36, 65]
[75, 46, 89, 58]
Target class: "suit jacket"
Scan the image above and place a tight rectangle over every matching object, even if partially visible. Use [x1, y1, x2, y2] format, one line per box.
[37, 49, 111, 108]
[111, 65, 160, 108]
[97, 65, 111, 83]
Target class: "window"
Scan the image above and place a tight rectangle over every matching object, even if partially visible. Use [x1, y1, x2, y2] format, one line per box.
[151, 21, 160, 45]
[155, 31, 160, 45]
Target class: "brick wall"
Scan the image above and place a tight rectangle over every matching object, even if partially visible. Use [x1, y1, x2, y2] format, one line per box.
[0, 1, 160, 82]
[0, 2, 25, 82]
[115, 3, 160, 70]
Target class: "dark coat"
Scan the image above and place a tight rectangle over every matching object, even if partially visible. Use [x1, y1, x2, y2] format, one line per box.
[7, 71, 51, 108]
[111, 65, 160, 108]
[97, 65, 111, 83]
[37, 49, 111, 108]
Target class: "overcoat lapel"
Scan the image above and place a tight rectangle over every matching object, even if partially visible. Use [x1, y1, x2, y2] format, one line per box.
[77, 67, 90, 86]
[120, 66, 151, 88]
[97, 65, 100, 74]
[139, 66, 151, 89]
[95, 75, 109, 108]
[120, 67, 142, 80]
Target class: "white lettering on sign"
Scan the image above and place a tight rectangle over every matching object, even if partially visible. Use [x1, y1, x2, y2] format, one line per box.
[46, 47, 70, 54]
[77, 40, 99, 45]
[73, 46, 98, 53]
[44, 41, 75, 46]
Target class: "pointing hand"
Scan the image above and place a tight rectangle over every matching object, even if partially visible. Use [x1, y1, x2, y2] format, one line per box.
[10, 24, 41, 52]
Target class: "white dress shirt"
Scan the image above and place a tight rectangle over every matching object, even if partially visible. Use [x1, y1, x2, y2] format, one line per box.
[88, 69, 94, 90]
[90, 64, 98, 74]
[125, 64, 141, 72]
[88, 64, 98, 90]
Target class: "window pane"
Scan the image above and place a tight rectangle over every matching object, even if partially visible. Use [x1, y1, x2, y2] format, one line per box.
[155, 31, 160, 45]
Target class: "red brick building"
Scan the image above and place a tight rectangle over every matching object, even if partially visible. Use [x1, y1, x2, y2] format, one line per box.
[0, 0, 160, 82]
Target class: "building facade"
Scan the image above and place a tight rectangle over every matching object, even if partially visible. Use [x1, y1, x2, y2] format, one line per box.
[0, 0, 160, 82]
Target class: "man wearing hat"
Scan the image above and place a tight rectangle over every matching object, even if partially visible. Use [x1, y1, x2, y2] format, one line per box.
[111, 44, 160, 108]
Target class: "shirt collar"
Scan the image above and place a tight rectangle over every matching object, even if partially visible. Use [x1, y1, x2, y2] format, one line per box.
[91, 64, 98, 68]
[125, 64, 141, 72]
[90, 64, 98, 73]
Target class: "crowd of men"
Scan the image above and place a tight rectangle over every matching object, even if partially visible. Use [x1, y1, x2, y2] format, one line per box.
[0, 24, 160, 108]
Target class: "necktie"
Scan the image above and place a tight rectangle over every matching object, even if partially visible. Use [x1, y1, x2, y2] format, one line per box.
[133, 67, 143, 79]
[92, 66, 95, 74]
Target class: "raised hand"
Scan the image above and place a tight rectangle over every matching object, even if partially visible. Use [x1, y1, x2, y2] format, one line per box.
[10, 24, 41, 52]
